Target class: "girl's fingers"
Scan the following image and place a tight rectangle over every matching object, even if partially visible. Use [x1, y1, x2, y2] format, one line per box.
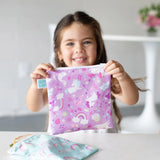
[106, 60, 115, 66]
[36, 63, 54, 71]
[105, 63, 116, 72]
[106, 64, 123, 73]
[112, 73, 124, 78]
[34, 69, 49, 78]
[105, 60, 124, 73]
[31, 63, 55, 80]
[112, 72, 127, 81]
[105, 60, 118, 70]
[105, 60, 114, 69]
[30, 73, 41, 79]
[107, 68, 123, 75]
[105, 60, 126, 81]
[46, 63, 55, 71]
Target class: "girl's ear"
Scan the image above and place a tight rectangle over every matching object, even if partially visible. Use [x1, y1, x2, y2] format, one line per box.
[57, 51, 63, 61]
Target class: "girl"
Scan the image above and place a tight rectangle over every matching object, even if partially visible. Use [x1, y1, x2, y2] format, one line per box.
[26, 11, 139, 133]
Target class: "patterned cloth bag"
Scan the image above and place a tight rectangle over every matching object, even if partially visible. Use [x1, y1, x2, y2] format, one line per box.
[8, 134, 98, 160]
[46, 64, 113, 135]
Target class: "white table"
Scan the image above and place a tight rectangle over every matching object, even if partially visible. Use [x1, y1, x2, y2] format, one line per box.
[103, 35, 160, 133]
[1, 131, 160, 160]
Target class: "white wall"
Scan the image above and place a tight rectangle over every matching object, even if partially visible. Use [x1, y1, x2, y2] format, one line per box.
[0, 0, 160, 116]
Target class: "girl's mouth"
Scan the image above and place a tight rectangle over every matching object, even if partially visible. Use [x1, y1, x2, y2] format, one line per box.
[72, 57, 87, 64]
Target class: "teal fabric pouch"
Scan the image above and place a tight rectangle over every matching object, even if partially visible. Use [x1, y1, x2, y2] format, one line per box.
[8, 134, 98, 160]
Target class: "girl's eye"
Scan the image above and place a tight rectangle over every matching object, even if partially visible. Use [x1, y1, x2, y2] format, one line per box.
[67, 42, 74, 46]
[84, 41, 91, 45]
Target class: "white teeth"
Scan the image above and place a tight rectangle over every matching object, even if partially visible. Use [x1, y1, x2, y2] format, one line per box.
[74, 58, 84, 61]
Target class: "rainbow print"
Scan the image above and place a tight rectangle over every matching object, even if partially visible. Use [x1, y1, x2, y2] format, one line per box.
[53, 98, 63, 111]
[70, 144, 81, 150]
[72, 112, 88, 125]
[76, 112, 87, 120]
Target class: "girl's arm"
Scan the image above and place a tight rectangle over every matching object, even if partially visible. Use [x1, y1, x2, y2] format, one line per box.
[26, 63, 54, 112]
[105, 60, 139, 105]
[26, 85, 48, 112]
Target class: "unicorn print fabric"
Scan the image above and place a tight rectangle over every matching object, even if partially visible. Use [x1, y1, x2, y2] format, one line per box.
[46, 64, 113, 135]
[8, 134, 98, 160]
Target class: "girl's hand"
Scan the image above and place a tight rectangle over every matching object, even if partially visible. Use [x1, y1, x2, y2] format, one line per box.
[105, 60, 127, 81]
[30, 63, 54, 86]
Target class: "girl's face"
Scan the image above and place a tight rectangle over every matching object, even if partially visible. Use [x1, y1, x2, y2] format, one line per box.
[57, 22, 97, 67]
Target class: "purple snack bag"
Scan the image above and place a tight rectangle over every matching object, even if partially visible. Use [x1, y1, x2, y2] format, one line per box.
[46, 64, 113, 135]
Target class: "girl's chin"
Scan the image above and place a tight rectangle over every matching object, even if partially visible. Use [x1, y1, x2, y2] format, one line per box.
[72, 59, 94, 66]
[72, 62, 90, 67]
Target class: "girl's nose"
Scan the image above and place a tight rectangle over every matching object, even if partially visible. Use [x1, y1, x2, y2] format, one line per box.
[74, 43, 84, 54]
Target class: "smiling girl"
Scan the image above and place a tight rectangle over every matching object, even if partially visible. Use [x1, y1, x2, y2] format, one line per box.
[26, 11, 139, 132]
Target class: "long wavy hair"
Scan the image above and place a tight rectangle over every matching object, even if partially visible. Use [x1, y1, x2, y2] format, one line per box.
[53, 11, 124, 127]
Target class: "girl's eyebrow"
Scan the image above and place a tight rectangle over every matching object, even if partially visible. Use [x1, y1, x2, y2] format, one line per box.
[83, 37, 94, 40]
[63, 39, 74, 42]
[64, 37, 94, 42]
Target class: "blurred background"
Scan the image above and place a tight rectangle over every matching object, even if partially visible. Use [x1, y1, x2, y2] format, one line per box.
[0, 0, 160, 132]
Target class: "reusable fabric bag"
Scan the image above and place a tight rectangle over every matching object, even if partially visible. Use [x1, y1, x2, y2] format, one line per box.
[8, 134, 98, 160]
[46, 64, 113, 135]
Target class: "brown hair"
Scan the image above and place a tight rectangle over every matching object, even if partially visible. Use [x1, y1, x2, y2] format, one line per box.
[53, 11, 122, 125]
